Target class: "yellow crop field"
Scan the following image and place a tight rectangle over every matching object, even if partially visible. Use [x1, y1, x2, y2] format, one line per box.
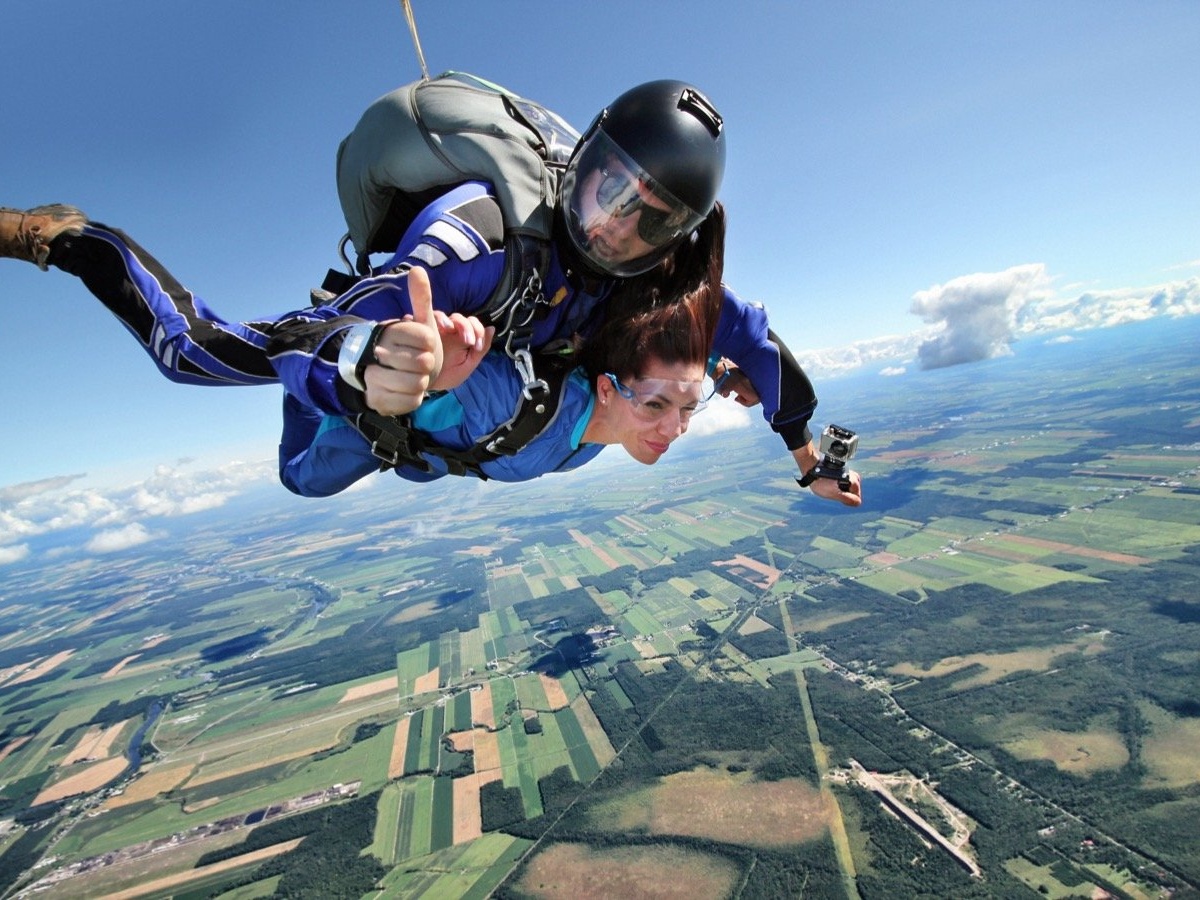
[516, 842, 740, 899]
[34, 757, 129, 804]
[591, 767, 829, 848]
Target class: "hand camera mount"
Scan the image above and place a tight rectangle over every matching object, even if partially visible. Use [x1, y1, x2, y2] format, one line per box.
[796, 424, 858, 492]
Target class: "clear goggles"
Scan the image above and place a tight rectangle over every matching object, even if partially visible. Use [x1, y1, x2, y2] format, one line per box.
[604, 374, 713, 423]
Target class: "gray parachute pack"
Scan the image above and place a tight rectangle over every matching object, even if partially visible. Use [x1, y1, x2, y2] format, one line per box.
[335, 70, 579, 336]
[333, 71, 583, 477]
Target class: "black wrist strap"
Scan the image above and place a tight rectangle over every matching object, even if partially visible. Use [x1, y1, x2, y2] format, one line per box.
[797, 458, 851, 490]
[355, 321, 394, 386]
[797, 468, 819, 488]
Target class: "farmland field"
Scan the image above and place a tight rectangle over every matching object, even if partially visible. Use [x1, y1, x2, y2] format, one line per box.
[3, 317, 1200, 897]
[514, 842, 742, 899]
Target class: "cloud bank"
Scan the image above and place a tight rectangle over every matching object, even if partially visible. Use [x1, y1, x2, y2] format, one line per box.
[0, 458, 276, 566]
[911, 264, 1053, 369]
[797, 272, 1200, 379]
[0, 474, 87, 505]
[1019, 278, 1200, 334]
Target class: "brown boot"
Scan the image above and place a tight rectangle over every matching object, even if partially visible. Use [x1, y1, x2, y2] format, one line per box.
[0, 204, 88, 270]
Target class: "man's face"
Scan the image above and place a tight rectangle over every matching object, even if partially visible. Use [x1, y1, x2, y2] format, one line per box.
[573, 157, 679, 267]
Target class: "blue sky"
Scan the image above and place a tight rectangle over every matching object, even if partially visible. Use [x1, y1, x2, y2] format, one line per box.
[2, 0, 1198, 496]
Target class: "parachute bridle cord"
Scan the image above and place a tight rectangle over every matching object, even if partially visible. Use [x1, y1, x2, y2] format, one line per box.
[400, 0, 431, 81]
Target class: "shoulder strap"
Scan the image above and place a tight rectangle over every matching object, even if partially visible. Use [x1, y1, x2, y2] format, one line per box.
[329, 72, 578, 379]
[336, 71, 577, 268]
[352, 352, 578, 480]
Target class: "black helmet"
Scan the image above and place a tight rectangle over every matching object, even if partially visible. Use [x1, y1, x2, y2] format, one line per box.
[561, 80, 726, 277]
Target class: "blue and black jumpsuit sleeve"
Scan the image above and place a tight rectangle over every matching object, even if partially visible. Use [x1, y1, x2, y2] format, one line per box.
[710, 286, 818, 449]
[40, 183, 514, 401]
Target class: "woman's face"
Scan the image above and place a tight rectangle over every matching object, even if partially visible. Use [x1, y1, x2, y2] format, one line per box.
[594, 358, 707, 465]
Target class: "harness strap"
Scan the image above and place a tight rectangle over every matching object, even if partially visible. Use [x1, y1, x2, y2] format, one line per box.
[352, 351, 576, 480]
[322, 230, 555, 396]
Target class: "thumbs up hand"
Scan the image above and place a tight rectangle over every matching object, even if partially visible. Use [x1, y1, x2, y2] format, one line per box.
[362, 267, 490, 416]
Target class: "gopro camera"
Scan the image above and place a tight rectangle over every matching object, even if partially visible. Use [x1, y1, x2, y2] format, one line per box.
[819, 424, 858, 465]
[798, 424, 858, 491]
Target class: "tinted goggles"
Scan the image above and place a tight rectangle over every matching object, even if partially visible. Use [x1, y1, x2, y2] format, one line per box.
[595, 169, 691, 246]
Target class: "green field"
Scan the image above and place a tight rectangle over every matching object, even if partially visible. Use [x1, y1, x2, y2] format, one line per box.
[3, 318, 1200, 897]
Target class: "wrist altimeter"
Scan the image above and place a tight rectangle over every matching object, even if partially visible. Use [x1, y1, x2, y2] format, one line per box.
[337, 321, 393, 392]
[797, 424, 858, 491]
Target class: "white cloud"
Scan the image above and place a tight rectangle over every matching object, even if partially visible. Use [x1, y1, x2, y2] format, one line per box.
[0, 474, 86, 504]
[45, 491, 121, 530]
[337, 474, 380, 495]
[123, 458, 275, 519]
[686, 396, 753, 438]
[1165, 259, 1200, 272]
[911, 264, 1054, 369]
[0, 543, 30, 566]
[795, 272, 1200, 379]
[179, 493, 238, 514]
[797, 331, 929, 379]
[880, 366, 907, 377]
[86, 522, 159, 554]
[0, 456, 277, 559]
[1020, 278, 1200, 333]
[0, 509, 39, 543]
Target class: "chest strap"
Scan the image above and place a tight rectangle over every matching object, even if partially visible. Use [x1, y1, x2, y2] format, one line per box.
[352, 351, 577, 480]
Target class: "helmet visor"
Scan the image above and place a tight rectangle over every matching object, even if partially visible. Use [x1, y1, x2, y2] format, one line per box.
[563, 130, 706, 277]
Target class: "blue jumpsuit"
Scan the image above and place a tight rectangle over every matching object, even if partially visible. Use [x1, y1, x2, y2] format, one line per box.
[45, 181, 819, 481]
[268, 182, 817, 448]
[277, 356, 602, 496]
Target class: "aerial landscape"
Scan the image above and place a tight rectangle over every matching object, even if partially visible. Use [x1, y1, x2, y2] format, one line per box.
[3, 2, 1198, 898]
[1, 313, 1197, 898]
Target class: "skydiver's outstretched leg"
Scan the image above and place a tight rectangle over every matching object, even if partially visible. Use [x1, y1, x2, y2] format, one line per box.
[0, 204, 278, 386]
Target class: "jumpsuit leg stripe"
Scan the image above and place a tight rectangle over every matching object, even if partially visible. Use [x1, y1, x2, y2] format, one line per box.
[50, 223, 279, 386]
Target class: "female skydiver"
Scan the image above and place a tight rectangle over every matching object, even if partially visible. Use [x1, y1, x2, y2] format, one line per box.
[277, 266, 717, 496]
[0, 80, 861, 505]
[280, 199, 727, 494]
